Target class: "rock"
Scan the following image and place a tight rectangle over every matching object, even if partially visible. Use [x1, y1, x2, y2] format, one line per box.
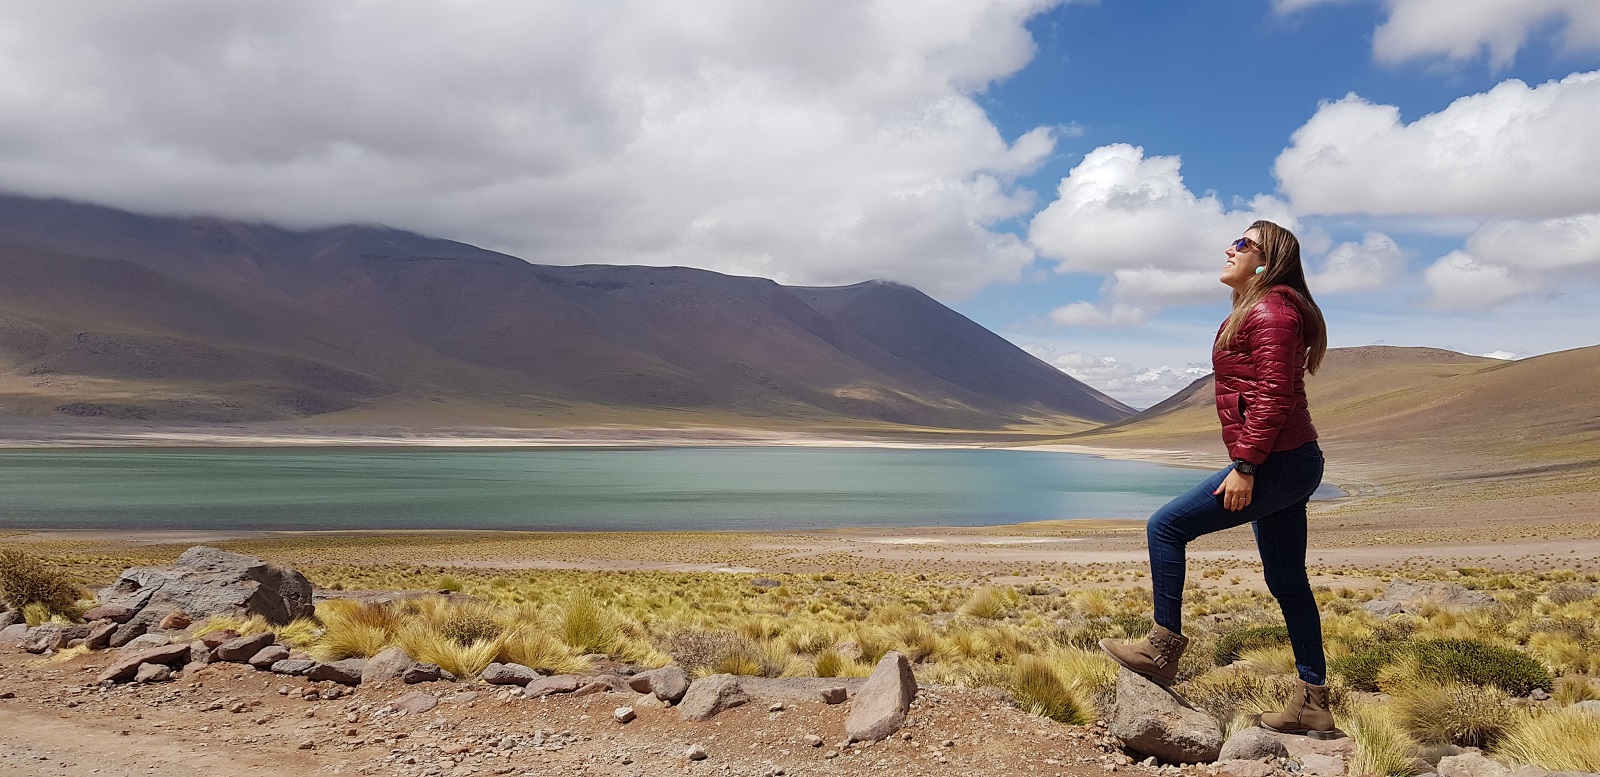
[1438, 752, 1512, 777]
[629, 665, 691, 703]
[249, 645, 289, 669]
[96, 547, 315, 646]
[309, 658, 366, 685]
[844, 651, 917, 743]
[686, 744, 709, 761]
[21, 624, 86, 653]
[1299, 753, 1346, 777]
[85, 621, 118, 651]
[403, 662, 443, 684]
[188, 641, 214, 665]
[1369, 579, 1495, 615]
[0, 609, 20, 630]
[361, 647, 414, 685]
[1220, 727, 1289, 761]
[1573, 699, 1600, 715]
[100, 643, 192, 683]
[107, 620, 149, 648]
[678, 674, 750, 722]
[214, 632, 276, 662]
[159, 610, 192, 630]
[198, 629, 240, 649]
[481, 662, 539, 686]
[0, 622, 28, 646]
[750, 578, 781, 589]
[614, 706, 636, 723]
[822, 686, 849, 704]
[1269, 729, 1356, 760]
[134, 663, 172, 683]
[804, 734, 824, 748]
[1217, 761, 1277, 777]
[270, 659, 318, 676]
[573, 674, 631, 696]
[1362, 600, 1406, 617]
[1508, 767, 1552, 777]
[120, 633, 171, 651]
[82, 605, 134, 623]
[390, 691, 438, 714]
[1108, 667, 1223, 764]
[525, 674, 582, 697]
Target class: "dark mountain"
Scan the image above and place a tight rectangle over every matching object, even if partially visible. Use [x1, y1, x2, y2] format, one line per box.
[0, 194, 1132, 432]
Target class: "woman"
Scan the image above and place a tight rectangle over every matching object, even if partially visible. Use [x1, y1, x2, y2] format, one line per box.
[1099, 220, 1337, 739]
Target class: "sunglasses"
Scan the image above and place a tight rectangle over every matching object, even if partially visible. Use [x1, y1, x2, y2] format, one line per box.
[1230, 237, 1262, 253]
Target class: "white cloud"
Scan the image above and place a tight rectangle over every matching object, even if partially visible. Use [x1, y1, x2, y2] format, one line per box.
[1276, 72, 1600, 219]
[1271, 0, 1600, 69]
[1028, 144, 1293, 324]
[1371, 0, 1600, 69]
[1309, 232, 1405, 293]
[1464, 213, 1600, 272]
[1047, 302, 1150, 327]
[1422, 250, 1537, 311]
[1480, 350, 1517, 360]
[0, 0, 1069, 298]
[1020, 343, 1210, 408]
[1419, 211, 1600, 310]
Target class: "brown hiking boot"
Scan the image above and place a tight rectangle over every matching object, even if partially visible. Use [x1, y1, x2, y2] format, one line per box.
[1098, 625, 1188, 687]
[1259, 678, 1342, 739]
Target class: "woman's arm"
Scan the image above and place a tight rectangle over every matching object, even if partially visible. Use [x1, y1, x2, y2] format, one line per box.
[1231, 300, 1302, 465]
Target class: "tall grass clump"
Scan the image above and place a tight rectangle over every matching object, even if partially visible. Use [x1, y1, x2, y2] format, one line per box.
[1390, 680, 1517, 748]
[0, 549, 81, 617]
[959, 587, 1012, 620]
[1341, 704, 1420, 777]
[558, 594, 619, 654]
[1496, 707, 1600, 773]
[312, 599, 401, 660]
[1010, 654, 1092, 725]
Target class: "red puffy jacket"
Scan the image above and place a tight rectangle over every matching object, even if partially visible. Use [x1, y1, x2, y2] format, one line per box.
[1212, 285, 1318, 465]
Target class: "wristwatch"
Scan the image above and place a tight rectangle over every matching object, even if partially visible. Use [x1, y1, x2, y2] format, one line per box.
[1233, 461, 1258, 475]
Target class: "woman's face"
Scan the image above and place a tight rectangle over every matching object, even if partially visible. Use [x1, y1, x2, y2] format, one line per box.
[1220, 228, 1266, 290]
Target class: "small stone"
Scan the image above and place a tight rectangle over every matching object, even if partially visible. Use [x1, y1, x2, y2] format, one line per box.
[85, 621, 118, 651]
[1299, 753, 1347, 777]
[361, 647, 414, 685]
[199, 629, 241, 649]
[159, 610, 192, 630]
[1218, 760, 1277, 777]
[248, 645, 290, 669]
[804, 735, 824, 748]
[83, 605, 135, 623]
[769, 702, 785, 712]
[120, 633, 172, 651]
[1220, 728, 1290, 761]
[214, 632, 276, 662]
[481, 662, 539, 686]
[686, 744, 708, 761]
[390, 691, 438, 715]
[270, 659, 317, 676]
[1438, 751, 1513, 777]
[308, 658, 366, 685]
[134, 663, 171, 684]
[820, 686, 848, 704]
[613, 706, 636, 723]
[402, 662, 443, 684]
[678, 674, 749, 722]
[297, 740, 315, 750]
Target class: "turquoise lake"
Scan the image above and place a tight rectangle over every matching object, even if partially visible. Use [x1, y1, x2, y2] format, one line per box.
[0, 447, 1265, 531]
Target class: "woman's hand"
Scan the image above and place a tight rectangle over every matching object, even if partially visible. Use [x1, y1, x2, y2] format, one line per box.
[1214, 469, 1255, 512]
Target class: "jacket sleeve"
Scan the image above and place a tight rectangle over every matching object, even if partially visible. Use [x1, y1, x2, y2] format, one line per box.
[1231, 300, 1302, 464]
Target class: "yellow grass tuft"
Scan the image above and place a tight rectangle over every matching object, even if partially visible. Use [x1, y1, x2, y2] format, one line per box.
[1341, 703, 1420, 777]
[1390, 680, 1517, 748]
[959, 587, 1011, 620]
[1011, 654, 1092, 725]
[1234, 644, 1299, 676]
[1495, 706, 1600, 772]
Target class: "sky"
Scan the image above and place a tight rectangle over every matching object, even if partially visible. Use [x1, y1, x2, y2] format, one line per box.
[1, 1, 1598, 407]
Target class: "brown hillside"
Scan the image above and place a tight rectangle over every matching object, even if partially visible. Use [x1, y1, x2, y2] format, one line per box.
[0, 194, 1128, 433]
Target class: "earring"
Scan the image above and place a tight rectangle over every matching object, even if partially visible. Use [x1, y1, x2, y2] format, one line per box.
[1254, 266, 1265, 275]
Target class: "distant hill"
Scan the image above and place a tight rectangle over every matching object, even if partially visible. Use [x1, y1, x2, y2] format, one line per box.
[0, 194, 1132, 433]
[1067, 344, 1600, 482]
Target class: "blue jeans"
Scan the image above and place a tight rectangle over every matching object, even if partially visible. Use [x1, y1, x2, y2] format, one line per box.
[1146, 441, 1327, 685]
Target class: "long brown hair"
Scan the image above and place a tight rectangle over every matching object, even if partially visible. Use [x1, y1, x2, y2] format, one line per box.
[1215, 220, 1327, 374]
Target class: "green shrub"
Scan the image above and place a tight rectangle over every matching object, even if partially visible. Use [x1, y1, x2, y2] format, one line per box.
[440, 611, 502, 646]
[1331, 643, 1406, 691]
[1214, 625, 1291, 665]
[1333, 639, 1551, 696]
[0, 549, 81, 616]
[1412, 639, 1553, 696]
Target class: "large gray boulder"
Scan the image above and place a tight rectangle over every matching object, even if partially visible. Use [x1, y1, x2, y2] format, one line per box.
[362, 647, 415, 685]
[97, 547, 314, 644]
[627, 665, 691, 703]
[1109, 668, 1223, 764]
[844, 651, 918, 743]
[1366, 578, 1494, 616]
[678, 674, 749, 722]
[1219, 727, 1289, 761]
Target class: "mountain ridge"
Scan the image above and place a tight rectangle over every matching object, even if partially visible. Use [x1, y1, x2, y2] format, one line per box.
[0, 194, 1131, 433]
